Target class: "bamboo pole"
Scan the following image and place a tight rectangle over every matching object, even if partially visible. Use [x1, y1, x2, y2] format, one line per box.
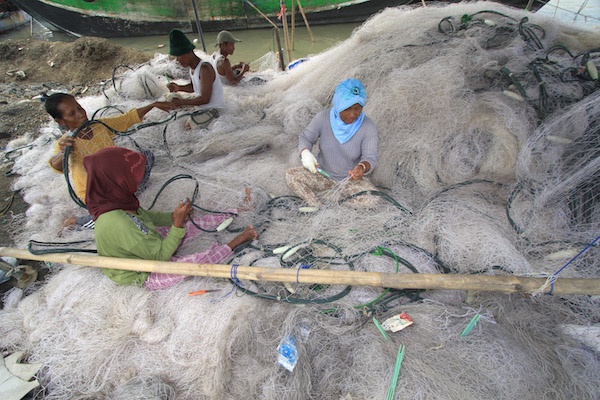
[190, 0, 207, 52]
[291, 0, 296, 50]
[280, 0, 292, 65]
[525, 0, 535, 11]
[274, 28, 286, 71]
[1, 247, 599, 295]
[244, 0, 280, 30]
[295, 0, 314, 43]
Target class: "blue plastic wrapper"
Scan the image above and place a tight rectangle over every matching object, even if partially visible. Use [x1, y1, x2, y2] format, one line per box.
[277, 336, 298, 372]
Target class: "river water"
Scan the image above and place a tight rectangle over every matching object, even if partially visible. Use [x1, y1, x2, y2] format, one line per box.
[2, 20, 363, 67]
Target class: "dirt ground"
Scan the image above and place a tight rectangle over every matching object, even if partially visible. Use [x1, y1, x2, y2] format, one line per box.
[0, 37, 152, 294]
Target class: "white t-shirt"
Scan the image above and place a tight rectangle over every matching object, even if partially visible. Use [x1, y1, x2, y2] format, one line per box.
[210, 52, 229, 85]
[189, 60, 225, 108]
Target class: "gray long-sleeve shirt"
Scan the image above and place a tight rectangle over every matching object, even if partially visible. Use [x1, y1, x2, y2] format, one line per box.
[298, 110, 378, 181]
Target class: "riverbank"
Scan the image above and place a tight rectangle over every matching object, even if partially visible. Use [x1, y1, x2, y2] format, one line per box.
[0, 37, 152, 253]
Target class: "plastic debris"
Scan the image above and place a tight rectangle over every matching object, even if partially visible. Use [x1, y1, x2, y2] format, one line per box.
[0, 351, 42, 400]
[6, 70, 26, 79]
[386, 344, 405, 400]
[373, 317, 390, 340]
[461, 314, 481, 337]
[277, 336, 298, 372]
[382, 312, 414, 333]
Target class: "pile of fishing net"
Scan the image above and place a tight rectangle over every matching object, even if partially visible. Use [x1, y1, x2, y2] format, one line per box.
[1, 1, 599, 399]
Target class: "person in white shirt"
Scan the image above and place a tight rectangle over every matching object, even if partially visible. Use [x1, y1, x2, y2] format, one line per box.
[166, 29, 224, 129]
[211, 30, 249, 85]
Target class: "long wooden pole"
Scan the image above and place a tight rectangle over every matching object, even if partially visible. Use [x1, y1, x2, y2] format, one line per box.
[295, 0, 314, 43]
[291, 0, 296, 50]
[244, 0, 280, 30]
[190, 0, 207, 52]
[274, 28, 286, 71]
[1, 247, 599, 295]
[280, 0, 292, 65]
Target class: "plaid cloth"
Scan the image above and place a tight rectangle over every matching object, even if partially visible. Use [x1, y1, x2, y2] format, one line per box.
[144, 211, 236, 290]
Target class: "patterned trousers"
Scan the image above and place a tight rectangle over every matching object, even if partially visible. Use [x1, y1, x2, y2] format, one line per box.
[144, 211, 235, 290]
[285, 167, 379, 208]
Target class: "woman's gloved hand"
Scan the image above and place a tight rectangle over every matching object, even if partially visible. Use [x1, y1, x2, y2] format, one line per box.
[301, 149, 318, 173]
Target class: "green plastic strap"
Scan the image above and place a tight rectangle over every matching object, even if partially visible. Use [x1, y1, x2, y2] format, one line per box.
[386, 344, 405, 400]
[373, 317, 390, 341]
[461, 314, 481, 337]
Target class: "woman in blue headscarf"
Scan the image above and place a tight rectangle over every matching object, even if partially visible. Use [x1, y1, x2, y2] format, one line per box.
[285, 78, 379, 208]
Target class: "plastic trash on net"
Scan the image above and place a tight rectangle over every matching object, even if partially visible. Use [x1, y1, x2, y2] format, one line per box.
[277, 336, 298, 372]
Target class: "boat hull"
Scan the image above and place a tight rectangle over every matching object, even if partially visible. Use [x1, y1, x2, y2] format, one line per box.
[11, 0, 409, 37]
[0, 9, 30, 33]
[11, 0, 191, 36]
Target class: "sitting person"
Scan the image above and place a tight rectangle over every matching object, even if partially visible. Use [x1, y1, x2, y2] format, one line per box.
[84, 146, 258, 290]
[285, 78, 379, 208]
[211, 30, 249, 86]
[46, 93, 174, 228]
[166, 29, 224, 129]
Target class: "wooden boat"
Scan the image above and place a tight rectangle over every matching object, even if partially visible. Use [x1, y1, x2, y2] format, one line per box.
[0, 1, 30, 34]
[10, 0, 410, 37]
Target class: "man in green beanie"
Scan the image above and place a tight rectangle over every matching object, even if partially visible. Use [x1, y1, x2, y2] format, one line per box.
[210, 30, 249, 86]
[166, 29, 224, 128]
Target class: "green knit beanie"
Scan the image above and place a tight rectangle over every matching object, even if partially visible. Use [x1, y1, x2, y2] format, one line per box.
[169, 29, 195, 56]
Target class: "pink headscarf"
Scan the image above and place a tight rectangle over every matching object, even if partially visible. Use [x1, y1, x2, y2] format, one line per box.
[84, 147, 146, 220]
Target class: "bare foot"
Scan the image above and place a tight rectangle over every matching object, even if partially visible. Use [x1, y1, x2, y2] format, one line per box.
[227, 225, 258, 249]
[58, 217, 77, 237]
[63, 217, 77, 227]
[239, 187, 254, 211]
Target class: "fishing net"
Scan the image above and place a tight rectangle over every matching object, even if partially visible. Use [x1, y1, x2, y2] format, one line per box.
[1, 1, 599, 399]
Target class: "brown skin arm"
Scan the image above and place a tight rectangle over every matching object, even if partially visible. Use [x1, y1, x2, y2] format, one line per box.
[171, 63, 215, 107]
[136, 101, 176, 118]
[348, 161, 371, 181]
[167, 83, 194, 93]
[50, 102, 175, 172]
[49, 136, 77, 172]
[218, 58, 248, 85]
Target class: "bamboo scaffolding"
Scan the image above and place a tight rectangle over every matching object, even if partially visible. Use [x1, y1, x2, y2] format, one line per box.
[244, 0, 281, 30]
[295, 0, 314, 43]
[274, 28, 286, 70]
[291, 0, 296, 50]
[280, 0, 292, 64]
[1, 247, 599, 295]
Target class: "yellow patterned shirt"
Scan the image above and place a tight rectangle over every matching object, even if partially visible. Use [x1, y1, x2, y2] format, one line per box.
[50, 109, 141, 204]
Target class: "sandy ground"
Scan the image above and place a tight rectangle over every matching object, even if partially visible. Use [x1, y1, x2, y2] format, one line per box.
[0, 37, 152, 296]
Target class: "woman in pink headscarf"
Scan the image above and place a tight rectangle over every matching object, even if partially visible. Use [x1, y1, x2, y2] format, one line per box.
[84, 146, 257, 289]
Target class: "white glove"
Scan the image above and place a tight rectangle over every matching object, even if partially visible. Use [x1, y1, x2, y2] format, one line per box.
[301, 149, 318, 173]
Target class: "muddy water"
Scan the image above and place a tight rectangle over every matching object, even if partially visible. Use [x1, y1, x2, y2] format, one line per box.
[2, 21, 362, 67]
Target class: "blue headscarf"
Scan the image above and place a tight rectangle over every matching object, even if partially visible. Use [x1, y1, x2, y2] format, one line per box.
[329, 78, 366, 144]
